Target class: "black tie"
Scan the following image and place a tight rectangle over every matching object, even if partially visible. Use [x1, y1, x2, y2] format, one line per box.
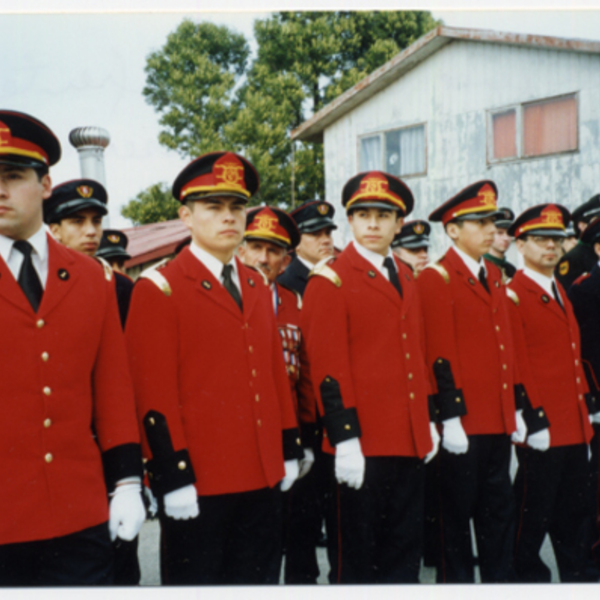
[222, 264, 243, 311]
[478, 266, 489, 294]
[383, 256, 402, 298]
[552, 281, 565, 312]
[14, 240, 43, 312]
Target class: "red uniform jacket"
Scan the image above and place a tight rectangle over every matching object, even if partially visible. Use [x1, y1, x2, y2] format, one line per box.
[301, 243, 433, 459]
[417, 247, 517, 435]
[507, 271, 593, 447]
[0, 235, 141, 545]
[275, 283, 317, 439]
[126, 249, 301, 498]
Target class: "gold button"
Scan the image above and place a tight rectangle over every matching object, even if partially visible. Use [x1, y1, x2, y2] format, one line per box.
[257, 419, 262, 427]
[437, 359, 442, 364]
[45, 453, 53, 463]
[148, 417, 155, 426]
[325, 377, 331, 382]
[500, 345, 504, 351]
[455, 397, 461, 403]
[41, 352, 49, 362]
[44, 418, 51, 428]
[43, 387, 51, 396]
[575, 360, 579, 366]
[178, 461, 186, 470]
[579, 395, 583, 401]
[495, 326, 500, 332]
[402, 333, 407, 340]
[503, 383, 508, 390]
[409, 393, 415, 399]
[296, 438, 301, 446]
[572, 343, 576, 349]
[405, 353, 410, 360]
[538, 410, 544, 417]
[252, 369, 257, 377]
[502, 364, 507, 371]
[36, 319, 45, 328]
[142, 458, 148, 464]
[344, 424, 351, 430]
[249, 346, 253, 354]
[408, 373, 413, 380]
[577, 378, 581, 384]
[255, 394, 260, 402]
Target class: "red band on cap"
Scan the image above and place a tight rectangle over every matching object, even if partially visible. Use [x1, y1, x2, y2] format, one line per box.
[0, 121, 49, 164]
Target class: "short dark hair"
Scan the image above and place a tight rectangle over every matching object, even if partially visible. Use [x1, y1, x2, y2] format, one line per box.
[33, 165, 49, 181]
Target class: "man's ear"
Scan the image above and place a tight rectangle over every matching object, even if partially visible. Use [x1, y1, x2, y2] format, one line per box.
[179, 203, 192, 229]
[41, 174, 52, 200]
[48, 222, 61, 242]
[394, 215, 404, 235]
[594, 242, 600, 260]
[446, 222, 460, 242]
[280, 253, 292, 274]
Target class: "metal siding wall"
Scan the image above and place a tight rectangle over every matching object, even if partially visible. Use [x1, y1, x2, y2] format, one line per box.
[323, 40, 600, 256]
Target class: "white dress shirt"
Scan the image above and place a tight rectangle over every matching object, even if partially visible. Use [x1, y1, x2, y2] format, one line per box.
[353, 240, 396, 281]
[0, 225, 49, 288]
[189, 241, 242, 297]
[297, 255, 316, 271]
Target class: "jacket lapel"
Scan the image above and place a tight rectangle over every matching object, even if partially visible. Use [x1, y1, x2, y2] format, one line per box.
[446, 247, 491, 306]
[38, 235, 79, 318]
[517, 271, 568, 323]
[237, 258, 259, 321]
[179, 247, 244, 320]
[0, 251, 32, 314]
[347, 243, 402, 309]
[395, 256, 414, 315]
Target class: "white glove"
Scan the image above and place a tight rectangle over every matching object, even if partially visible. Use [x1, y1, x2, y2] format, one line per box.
[298, 448, 315, 479]
[335, 437, 365, 489]
[164, 484, 199, 520]
[442, 417, 469, 454]
[143, 485, 158, 518]
[425, 422, 440, 464]
[511, 409, 528, 444]
[281, 459, 300, 491]
[591, 412, 600, 425]
[526, 428, 550, 451]
[109, 480, 147, 542]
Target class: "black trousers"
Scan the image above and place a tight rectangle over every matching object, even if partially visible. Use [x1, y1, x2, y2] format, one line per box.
[437, 434, 515, 583]
[324, 454, 424, 584]
[514, 443, 598, 582]
[589, 424, 600, 568]
[160, 486, 282, 585]
[282, 454, 323, 584]
[0, 522, 114, 586]
[113, 537, 140, 585]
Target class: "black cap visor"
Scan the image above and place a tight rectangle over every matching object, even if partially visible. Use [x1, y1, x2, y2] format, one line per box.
[96, 247, 131, 261]
[298, 217, 337, 234]
[48, 198, 108, 223]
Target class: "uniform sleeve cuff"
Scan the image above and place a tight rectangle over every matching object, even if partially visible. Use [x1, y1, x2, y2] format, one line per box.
[514, 384, 530, 411]
[428, 395, 438, 423]
[435, 389, 467, 421]
[586, 392, 600, 416]
[283, 428, 304, 461]
[300, 422, 320, 449]
[522, 406, 550, 435]
[322, 407, 362, 446]
[145, 449, 196, 496]
[102, 443, 144, 494]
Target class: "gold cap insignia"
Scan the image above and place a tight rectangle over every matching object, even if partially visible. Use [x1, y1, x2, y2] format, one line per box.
[317, 204, 329, 215]
[107, 234, 120, 244]
[77, 185, 93, 198]
[414, 223, 425, 235]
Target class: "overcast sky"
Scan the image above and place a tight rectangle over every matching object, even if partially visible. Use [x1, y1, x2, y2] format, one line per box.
[2, 0, 600, 229]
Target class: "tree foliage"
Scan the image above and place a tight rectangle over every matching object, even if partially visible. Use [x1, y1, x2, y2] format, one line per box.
[121, 182, 179, 225]
[127, 11, 439, 221]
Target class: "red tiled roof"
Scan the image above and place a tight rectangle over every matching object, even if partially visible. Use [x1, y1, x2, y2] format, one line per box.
[122, 219, 190, 268]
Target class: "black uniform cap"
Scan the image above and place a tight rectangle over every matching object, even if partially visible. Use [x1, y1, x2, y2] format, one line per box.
[96, 229, 130, 261]
[581, 215, 600, 245]
[0, 110, 61, 168]
[391, 220, 431, 249]
[290, 200, 337, 234]
[44, 179, 108, 224]
[494, 207, 515, 230]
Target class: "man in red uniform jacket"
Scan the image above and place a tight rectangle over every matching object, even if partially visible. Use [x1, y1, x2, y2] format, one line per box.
[301, 170, 439, 583]
[126, 152, 303, 585]
[0, 111, 144, 585]
[239, 205, 321, 583]
[417, 180, 530, 583]
[507, 204, 597, 582]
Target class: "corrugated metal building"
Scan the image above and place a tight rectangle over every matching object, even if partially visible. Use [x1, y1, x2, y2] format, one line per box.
[292, 26, 600, 256]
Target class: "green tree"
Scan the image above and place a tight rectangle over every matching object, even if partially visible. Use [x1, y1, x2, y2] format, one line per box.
[139, 11, 440, 217]
[121, 182, 179, 225]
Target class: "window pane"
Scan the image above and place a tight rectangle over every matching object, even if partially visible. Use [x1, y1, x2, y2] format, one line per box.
[385, 125, 425, 177]
[359, 136, 382, 171]
[523, 95, 577, 157]
[492, 110, 517, 159]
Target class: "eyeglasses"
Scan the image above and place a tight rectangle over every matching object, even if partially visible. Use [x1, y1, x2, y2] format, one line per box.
[526, 235, 564, 246]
